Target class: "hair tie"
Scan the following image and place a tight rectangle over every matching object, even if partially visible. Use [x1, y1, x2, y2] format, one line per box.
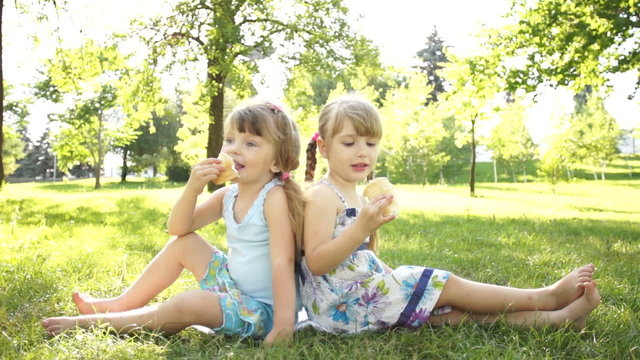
[267, 102, 283, 112]
[311, 131, 320, 141]
[281, 172, 291, 181]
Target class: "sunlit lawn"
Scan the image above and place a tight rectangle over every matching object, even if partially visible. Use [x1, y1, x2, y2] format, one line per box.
[1, 178, 639, 359]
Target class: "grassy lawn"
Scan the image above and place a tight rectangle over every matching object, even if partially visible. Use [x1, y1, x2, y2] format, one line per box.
[1, 178, 639, 359]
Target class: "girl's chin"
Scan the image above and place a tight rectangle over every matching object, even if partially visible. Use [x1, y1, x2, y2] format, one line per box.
[351, 173, 371, 182]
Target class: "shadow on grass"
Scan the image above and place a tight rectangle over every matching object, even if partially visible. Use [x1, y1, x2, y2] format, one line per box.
[0, 197, 167, 229]
[35, 179, 186, 193]
[574, 206, 638, 215]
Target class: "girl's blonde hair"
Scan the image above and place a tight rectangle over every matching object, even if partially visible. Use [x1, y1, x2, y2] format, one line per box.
[225, 100, 304, 255]
[304, 95, 383, 252]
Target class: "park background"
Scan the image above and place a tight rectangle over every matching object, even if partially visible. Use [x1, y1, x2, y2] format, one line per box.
[1, 0, 639, 359]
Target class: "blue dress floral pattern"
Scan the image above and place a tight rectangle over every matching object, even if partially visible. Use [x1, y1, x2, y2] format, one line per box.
[298, 180, 450, 334]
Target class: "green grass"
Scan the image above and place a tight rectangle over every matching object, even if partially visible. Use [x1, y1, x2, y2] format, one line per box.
[1, 178, 639, 359]
[456, 155, 640, 185]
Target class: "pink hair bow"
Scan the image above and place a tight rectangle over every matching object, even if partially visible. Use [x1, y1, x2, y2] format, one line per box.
[267, 102, 283, 112]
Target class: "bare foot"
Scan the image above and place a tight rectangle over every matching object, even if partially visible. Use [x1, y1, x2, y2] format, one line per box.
[41, 316, 83, 336]
[574, 316, 587, 331]
[547, 264, 595, 310]
[429, 307, 469, 326]
[73, 292, 119, 314]
[554, 281, 600, 327]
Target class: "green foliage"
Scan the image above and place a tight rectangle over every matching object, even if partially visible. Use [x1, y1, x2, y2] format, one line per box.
[538, 145, 565, 186]
[1, 179, 639, 358]
[35, 40, 160, 188]
[570, 96, 620, 175]
[126, 105, 182, 177]
[440, 53, 504, 195]
[3, 87, 31, 135]
[13, 129, 58, 179]
[1, 125, 26, 176]
[540, 93, 621, 182]
[2, 84, 30, 177]
[165, 162, 191, 182]
[37, 41, 158, 188]
[487, 99, 538, 182]
[139, 0, 359, 178]
[495, 0, 639, 93]
[378, 72, 449, 184]
[284, 36, 388, 135]
[174, 86, 239, 166]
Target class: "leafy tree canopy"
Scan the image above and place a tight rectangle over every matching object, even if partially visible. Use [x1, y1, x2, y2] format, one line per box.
[494, 0, 639, 93]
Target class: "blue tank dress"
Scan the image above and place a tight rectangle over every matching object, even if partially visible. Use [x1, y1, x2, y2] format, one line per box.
[298, 180, 450, 333]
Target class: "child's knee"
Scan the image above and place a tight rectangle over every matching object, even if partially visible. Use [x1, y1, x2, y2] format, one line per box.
[163, 290, 221, 324]
[170, 233, 216, 251]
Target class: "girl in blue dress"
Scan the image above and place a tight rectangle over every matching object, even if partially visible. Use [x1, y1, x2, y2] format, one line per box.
[42, 100, 303, 344]
[299, 95, 600, 333]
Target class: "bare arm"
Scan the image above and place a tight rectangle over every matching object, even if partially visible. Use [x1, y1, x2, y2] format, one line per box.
[167, 158, 228, 236]
[303, 186, 396, 276]
[262, 187, 296, 344]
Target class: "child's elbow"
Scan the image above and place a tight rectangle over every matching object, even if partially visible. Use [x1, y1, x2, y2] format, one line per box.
[306, 260, 329, 277]
[166, 225, 188, 237]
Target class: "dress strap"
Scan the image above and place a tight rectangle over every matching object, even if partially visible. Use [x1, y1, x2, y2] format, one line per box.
[257, 178, 283, 202]
[318, 179, 349, 209]
[224, 178, 282, 227]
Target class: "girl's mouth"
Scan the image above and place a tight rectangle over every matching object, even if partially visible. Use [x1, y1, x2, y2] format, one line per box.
[234, 162, 245, 171]
[352, 163, 368, 171]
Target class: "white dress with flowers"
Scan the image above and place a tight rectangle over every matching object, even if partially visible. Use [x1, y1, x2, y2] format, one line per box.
[298, 180, 450, 334]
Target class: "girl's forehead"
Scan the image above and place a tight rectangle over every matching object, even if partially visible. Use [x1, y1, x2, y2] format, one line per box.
[333, 120, 356, 134]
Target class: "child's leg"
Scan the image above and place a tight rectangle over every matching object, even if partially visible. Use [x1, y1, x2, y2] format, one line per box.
[43, 289, 222, 336]
[500, 282, 599, 329]
[74, 233, 215, 314]
[429, 281, 600, 329]
[434, 264, 594, 313]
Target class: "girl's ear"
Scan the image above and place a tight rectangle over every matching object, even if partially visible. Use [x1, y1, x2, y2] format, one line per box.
[270, 162, 281, 174]
[317, 137, 328, 158]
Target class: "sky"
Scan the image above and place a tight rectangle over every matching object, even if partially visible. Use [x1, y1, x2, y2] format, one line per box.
[4, 0, 639, 147]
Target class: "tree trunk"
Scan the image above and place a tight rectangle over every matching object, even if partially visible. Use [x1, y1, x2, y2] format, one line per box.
[522, 163, 527, 183]
[469, 116, 477, 197]
[94, 112, 103, 190]
[120, 147, 128, 183]
[493, 158, 497, 183]
[0, 0, 5, 189]
[206, 61, 225, 193]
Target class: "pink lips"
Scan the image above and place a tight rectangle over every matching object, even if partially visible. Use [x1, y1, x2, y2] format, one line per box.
[351, 163, 368, 172]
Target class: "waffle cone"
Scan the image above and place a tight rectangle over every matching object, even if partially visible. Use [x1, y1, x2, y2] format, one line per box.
[213, 152, 240, 185]
[363, 177, 399, 216]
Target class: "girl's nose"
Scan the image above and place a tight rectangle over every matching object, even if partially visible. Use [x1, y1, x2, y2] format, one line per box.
[356, 144, 368, 157]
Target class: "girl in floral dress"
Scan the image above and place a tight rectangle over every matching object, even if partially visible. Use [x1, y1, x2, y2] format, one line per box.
[299, 95, 600, 334]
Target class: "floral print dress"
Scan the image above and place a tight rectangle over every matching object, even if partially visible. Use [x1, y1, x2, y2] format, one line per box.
[298, 180, 450, 334]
